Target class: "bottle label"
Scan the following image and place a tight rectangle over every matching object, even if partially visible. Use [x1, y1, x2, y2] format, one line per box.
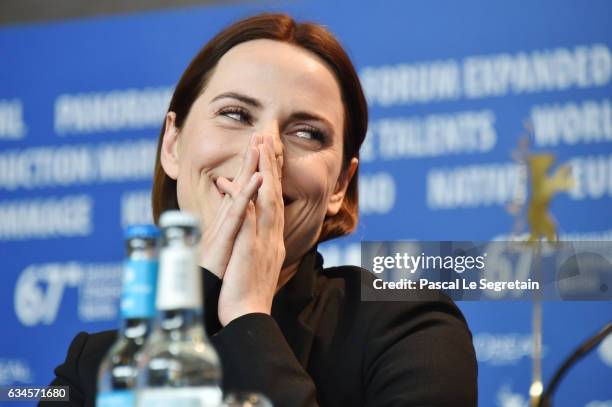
[157, 245, 202, 310]
[136, 387, 222, 407]
[97, 390, 135, 406]
[121, 259, 158, 319]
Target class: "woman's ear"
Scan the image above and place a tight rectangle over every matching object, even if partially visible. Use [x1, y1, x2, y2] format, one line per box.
[327, 157, 359, 216]
[160, 112, 180, 180]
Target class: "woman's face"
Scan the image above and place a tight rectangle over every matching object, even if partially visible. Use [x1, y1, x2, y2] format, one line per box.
[161, 39, 357, 268]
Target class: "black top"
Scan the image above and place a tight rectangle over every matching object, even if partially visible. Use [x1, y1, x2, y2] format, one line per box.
[41, 247, 477, 407]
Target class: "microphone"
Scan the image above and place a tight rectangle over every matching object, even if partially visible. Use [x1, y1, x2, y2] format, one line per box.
[537, 322, 612, 407]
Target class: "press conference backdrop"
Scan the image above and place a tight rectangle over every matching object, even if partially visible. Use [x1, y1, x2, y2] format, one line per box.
[1, 1, 611, 406]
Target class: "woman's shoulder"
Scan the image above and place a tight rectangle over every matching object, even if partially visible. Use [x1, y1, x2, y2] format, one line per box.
[63, 330, 117, 367]
[45, 330, 117, 404]
[318, 264, 477, 405]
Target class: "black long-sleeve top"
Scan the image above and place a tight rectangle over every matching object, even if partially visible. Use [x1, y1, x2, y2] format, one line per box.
[41, 246, 478, 406]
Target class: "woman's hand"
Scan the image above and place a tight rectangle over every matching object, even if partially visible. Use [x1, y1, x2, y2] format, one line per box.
[198, 133, 263, 279]
[215, 135, 286, 326]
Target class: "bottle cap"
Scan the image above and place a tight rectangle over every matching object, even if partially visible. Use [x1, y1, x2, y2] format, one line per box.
[159, 210, 199, 229]
[124, 224, 160, 240]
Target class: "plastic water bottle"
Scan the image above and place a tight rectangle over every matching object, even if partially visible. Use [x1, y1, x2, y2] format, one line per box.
[96, 224, 160, 406]
[136, 210, 222, 406]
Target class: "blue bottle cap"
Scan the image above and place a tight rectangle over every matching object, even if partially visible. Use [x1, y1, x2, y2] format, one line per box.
[124, 224, 160, 240]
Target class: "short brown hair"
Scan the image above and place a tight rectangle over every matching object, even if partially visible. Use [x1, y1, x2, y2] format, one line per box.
[152, 12, 368, 242]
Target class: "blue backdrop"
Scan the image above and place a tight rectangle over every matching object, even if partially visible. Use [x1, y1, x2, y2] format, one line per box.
[1, 1, 611, 406]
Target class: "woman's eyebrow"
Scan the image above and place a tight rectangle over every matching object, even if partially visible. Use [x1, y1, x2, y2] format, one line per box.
[211, 91, 262, 108]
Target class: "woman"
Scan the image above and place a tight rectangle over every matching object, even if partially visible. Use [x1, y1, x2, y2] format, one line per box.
[45, 13, 477, 406]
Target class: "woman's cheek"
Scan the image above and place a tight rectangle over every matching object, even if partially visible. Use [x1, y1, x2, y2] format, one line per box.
[299, 166, 331, 209]
[175, 175, 198, 216]
[174, 158, 211, 226]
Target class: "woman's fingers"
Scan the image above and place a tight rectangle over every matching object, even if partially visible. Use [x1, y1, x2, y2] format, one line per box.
[205, 133, 261, 236]
[216, 173, 261, 227]
[201, 133, 280, 275]
[233, 135, 261, 189]
[216, 173, 261, 200]
[267, 137, 283, 203]
[200, 172, 262, 271]
[202, 135, 258, 237]
[217, 140, 285, 326]
[231, 200, 257, 252]
[216, 176, 238, 197]
[256, 142, 284, 232]
[264, 135, 282, 181]
[199, 133, 267, 278]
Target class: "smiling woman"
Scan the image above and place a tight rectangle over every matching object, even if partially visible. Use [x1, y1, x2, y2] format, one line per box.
[159, 37, 358, 305]
[42, 13, 477, 407]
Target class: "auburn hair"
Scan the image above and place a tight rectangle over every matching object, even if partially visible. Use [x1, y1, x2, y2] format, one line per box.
[151, 12, 368, 242]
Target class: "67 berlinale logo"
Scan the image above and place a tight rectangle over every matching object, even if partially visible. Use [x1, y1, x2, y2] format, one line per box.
[14, 263, 83, 326]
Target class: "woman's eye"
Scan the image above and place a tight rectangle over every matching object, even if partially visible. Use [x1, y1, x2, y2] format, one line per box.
[219, 107, 251, 124]
[295, 127, 326, 143]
